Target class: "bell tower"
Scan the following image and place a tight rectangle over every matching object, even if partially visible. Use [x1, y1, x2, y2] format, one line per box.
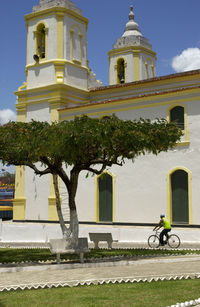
[14, 0, 91, 222]
[24, 0, 89, 90]
[108, 5, 157, 85]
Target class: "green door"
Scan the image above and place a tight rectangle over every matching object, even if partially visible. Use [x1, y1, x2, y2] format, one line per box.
[171, 170, 189, 224]
[99, 174, 113, 222]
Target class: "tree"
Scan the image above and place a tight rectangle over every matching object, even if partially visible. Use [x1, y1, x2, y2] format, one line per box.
[0, 115, 182, 242]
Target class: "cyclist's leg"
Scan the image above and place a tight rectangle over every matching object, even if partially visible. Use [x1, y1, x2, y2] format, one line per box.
[159, 229, 165, 245]
[166, 229, 171, 241]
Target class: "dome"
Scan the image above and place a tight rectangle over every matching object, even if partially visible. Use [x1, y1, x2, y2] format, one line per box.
[122, 5, 142, 37]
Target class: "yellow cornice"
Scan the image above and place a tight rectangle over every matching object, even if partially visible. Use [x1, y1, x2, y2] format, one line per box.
[15, 83, 89, 97]
[108, 46, 157, 58]
[60, 87, 200, 118]
[16, 103, 27, 111]
[25, 59, 89, 73]
[25, 7, 88, 25]
[90, 74, 200, 97]
[15, 84, 90, 107]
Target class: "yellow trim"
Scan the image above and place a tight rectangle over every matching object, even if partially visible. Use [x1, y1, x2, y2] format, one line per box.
[16, 105, 27, 120]
[95, 171, 116, 223]
[109, 57, 111, 85]
[13, 198, 26, 220]
[25, 7, 88, 25]
[26, 26, 29, 67]
[15, 83, 89, 108]
[55, 63, 64, 84]
[91, 73, 200, 97]
[108, 45, 157, 58]
[48, 197, 59, 221]
[134, 52, 140, 81]
[25, 58, 88, 73]
[167, 167, 192, 225]
[56, 13, 64, 59]
[50, 102, 61, 122]
[60, 89, 200, 121]
[145, 62, 148, 79]
[18, 82, 27, 91]
[14, 106, 26, 220]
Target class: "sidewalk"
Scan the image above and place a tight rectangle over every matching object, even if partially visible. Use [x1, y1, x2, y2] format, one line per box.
[0, 254, 200, 288]
[0, 254, 200, 306]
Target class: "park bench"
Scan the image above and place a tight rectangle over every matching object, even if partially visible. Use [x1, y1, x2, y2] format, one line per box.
[49, 237, 89, 264]
[89, 232, 118, 249]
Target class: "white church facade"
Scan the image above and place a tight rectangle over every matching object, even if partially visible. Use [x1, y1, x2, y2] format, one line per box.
[8, 0, 200, 242]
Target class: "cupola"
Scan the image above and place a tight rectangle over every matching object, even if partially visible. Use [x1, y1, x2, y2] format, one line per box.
[108, 5, 157, 85]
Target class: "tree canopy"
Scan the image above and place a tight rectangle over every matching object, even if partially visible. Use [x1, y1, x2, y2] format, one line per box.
[0, 115, 182, 239]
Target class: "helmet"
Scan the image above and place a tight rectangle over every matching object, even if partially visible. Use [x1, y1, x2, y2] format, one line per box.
[160, 214, 165, 218]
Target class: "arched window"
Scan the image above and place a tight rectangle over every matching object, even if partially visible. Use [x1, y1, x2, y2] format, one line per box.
[171, 169, 189, 224]
[35, 23, 46, 59]
[170, 106, 184, 130]
[98, 173, 113, 222]
[117, 58, 125, 84]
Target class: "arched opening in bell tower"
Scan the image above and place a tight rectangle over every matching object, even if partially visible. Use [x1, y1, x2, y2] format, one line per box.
[117, 58, 125, 84]
[35, 23, 46, 59]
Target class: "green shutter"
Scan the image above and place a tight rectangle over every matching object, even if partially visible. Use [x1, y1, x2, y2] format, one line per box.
[170, 106, 184, 130]
[99, 174, 113, 222]
[171, 170, 189, 224]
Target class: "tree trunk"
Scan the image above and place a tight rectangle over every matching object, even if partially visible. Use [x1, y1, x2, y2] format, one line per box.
[52, 174, 71, 238]
[67, 168, 80, 243]
[70, 207, 79, 245]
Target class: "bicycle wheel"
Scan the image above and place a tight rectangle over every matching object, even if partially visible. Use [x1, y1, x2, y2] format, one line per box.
[168, 234, 180, 248]
[148, 235, 160, 248]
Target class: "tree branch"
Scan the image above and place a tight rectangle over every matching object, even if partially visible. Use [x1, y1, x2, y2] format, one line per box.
[26, 163, 52, 176]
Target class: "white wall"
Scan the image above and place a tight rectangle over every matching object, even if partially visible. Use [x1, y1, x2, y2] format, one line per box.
[1, 221, 200, 244]
[74, 99, 200, 226]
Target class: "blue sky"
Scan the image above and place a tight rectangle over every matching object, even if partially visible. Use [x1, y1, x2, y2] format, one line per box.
[1, 0, 200, 123]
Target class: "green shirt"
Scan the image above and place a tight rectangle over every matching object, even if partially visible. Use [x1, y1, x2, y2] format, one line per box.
[162, 217, 171, 229]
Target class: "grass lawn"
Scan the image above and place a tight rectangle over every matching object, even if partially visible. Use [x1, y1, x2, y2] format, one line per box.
[0, 248, 200, 264]
[0, 279, 200, 307]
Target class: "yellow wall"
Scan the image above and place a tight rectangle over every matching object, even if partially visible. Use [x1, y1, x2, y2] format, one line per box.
[13, 105, 26, 220]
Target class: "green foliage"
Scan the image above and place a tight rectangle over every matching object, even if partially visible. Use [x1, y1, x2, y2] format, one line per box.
[0, 115, 182, 172]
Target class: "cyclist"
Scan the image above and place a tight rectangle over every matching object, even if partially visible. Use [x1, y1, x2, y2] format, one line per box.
[153, 214, 171, 246]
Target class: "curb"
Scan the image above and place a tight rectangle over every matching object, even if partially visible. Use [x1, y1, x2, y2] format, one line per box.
[0, 274, 199, 293]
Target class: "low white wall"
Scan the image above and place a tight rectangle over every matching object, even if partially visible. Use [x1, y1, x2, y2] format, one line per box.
[1, 221, 200, 244]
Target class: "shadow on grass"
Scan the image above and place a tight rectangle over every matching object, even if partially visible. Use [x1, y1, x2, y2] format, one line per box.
[0, 247, 200, 264]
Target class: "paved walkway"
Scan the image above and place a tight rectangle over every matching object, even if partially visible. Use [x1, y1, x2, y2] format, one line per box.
[0, 254, 200, 305]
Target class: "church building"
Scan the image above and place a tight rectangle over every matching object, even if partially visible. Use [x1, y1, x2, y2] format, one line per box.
[11, 0, 200, 241]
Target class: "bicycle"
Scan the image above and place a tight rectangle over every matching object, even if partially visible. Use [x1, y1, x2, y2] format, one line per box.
[148, 230, 180, 248]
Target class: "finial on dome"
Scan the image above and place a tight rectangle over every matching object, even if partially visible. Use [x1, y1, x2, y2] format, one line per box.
[129, 5, 135, 20]
[122, 5, 142, 37]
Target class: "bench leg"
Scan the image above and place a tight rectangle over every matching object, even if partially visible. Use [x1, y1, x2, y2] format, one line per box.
[56, 253, 61, 264]
[94, 241, 99, 249]
[80, 252, 84, 264]
[108, 241, 112, 249]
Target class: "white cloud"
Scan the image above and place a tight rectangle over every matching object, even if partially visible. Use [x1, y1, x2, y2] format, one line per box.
[172, 48, 200, 73]
[0, 109, 17, 125]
